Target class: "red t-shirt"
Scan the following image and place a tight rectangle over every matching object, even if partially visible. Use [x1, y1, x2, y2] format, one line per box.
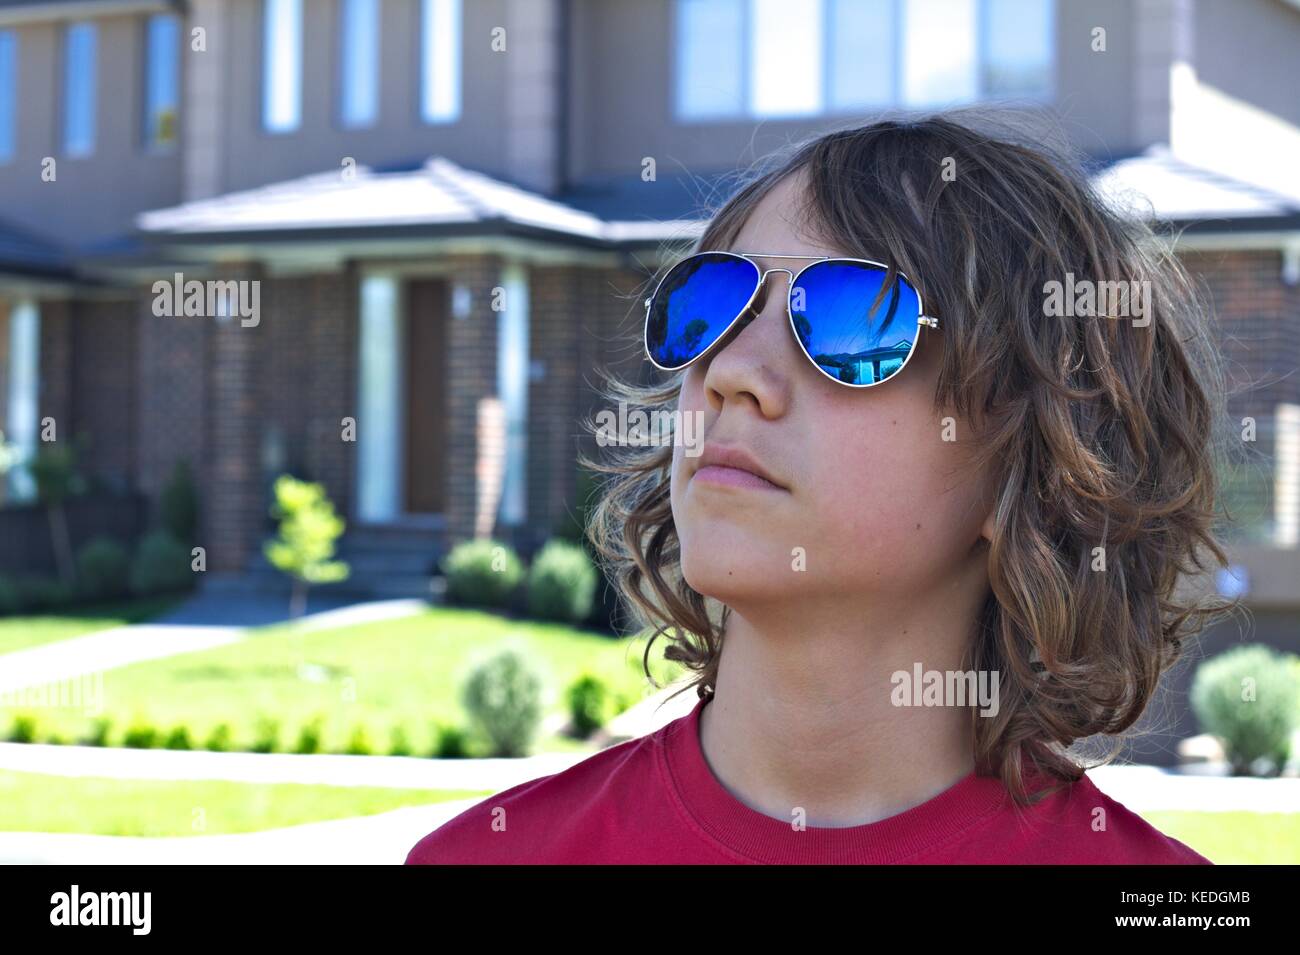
[406, 693, 1210, 865]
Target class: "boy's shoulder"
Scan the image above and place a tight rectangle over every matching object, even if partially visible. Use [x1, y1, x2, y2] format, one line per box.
[405, 727, 666, 865]
[992, 771, 1211, 865]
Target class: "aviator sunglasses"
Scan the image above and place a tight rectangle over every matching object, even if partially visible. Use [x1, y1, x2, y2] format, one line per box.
[643, 251, 939, 388]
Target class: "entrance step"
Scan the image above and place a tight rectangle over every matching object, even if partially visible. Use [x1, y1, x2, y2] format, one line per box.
[234, 524, 449, 601]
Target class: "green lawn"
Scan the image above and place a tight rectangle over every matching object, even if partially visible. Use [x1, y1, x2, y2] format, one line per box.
[0, 596, 180, 655]
[0, 769, 488, 837]
[0, 606, 683, 757]
[1139, 810, 1300, 864]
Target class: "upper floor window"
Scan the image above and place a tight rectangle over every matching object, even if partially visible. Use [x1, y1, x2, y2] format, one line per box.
[675, 0, 1054, 121]
[0, 31, 15, 163]
[420, 0, 461, 123]
[263, 0, 302, 133]
[63, 22, 97, 156]
[340, 0, 380, 128]
[144, 14, 181, 149]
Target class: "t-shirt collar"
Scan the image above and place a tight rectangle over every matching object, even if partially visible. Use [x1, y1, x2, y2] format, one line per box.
[659, 693, 1010, 864]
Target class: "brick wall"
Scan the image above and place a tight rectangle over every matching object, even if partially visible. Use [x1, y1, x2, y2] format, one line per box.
[258, 270, 358, 526]
[524, 261, 648, 549]
[206, 264, 264, 573]
[1178, 247, 1300, 542]
[70, 297, 137, 492]
[303, 270, 357, 513]
[527, 264, 581, 543]
[37, 299, 73, 441]
[134, 282, 212, 565]
[126, 268, 360, 573]
[1180, 248, 1300, 414]
[445, 254, 503, 541]
[25, 254, 656, 574]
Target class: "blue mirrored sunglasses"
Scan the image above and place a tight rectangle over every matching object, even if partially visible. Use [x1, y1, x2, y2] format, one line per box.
[643, 251, 939, 388]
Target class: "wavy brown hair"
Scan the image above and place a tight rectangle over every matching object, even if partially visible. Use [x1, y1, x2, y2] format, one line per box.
[581, 112, 1240, 805]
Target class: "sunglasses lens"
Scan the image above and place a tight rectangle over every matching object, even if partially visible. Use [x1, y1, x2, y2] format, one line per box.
[646, 253, 760, 369]
[790, 261, 922, 386]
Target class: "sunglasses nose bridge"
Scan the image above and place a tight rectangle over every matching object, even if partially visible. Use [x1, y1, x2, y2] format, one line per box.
[749, 266, 794, 314]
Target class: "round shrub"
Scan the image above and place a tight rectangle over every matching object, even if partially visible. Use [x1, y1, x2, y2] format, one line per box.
[388, 727, 412, 756]
[122, 719, 159, 749]
[81, 717, 113, 747]
[130, 530, 194, 596]
[431, 721, 469, 758]
[442, 539, 523, 609]
[7, 714, 37, 743]
[461, 646, 544, 757]
[1191, 644, 1300, 776]
[77, 536, 131, 601]
[294, 716, 324, 754]
[163, 726, 193, 750]
[251, 717, 280, 753]
[526, 540, 598, 623]
[204, 723, 233, 752]
[565, 672, 611, 738]
[344, 726, 372, 755]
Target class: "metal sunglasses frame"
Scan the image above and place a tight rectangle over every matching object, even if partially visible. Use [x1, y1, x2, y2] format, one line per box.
[643, 250, 940, 389]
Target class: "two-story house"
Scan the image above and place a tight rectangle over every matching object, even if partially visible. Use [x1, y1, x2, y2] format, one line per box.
[0, 0, 1297, 653]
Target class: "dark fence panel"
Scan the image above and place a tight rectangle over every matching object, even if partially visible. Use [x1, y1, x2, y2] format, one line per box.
[0, 493, 148, 577]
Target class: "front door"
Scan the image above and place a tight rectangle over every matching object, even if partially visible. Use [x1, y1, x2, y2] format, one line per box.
[403, 279, 449, 514]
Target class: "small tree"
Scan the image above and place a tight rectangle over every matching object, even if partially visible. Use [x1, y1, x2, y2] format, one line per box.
[263, 475, 349, 617]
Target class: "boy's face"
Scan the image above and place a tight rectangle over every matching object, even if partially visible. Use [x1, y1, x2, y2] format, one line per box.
[670, 172, 996, 612]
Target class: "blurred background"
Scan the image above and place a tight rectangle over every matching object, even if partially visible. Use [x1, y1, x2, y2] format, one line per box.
[0, 0, 1297, 863]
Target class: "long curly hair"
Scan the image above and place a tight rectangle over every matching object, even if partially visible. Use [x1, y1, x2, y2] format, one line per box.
[580, 112, 1241, 805]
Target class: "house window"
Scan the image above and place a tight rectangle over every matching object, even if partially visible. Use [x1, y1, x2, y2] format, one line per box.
[144, 14, 180, 148]
[339, 0, 379, 128]
[901, 0, 977, 106]
[0, 31, 15, 162]
[674, 0, 744, 119]
[751, 0, 822, 117]
[497, 264, 529, 526]
[357, 275, 403, 522]
[980, 0, 1054, 96]
[263, 0, 302, 133]
[674, 0, 1054, 120]
[5, 300, 40, 503]
[63, 22, 96, 156]
[828, 0, 896, 110]
[420, 0, 461, 124]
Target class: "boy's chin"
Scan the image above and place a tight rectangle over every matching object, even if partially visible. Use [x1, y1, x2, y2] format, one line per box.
[681, 554, 795, 603]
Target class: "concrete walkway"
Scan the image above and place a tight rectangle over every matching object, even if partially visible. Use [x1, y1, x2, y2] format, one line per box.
[1087, 764, 1300, 814]
[0, 596, 429, 696]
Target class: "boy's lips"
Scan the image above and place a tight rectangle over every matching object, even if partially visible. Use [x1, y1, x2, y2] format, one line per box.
[691, 443, 789, 491]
